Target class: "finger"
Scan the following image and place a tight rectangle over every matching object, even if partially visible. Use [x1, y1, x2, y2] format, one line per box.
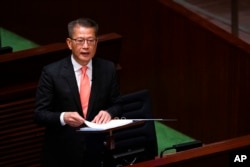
[101, 112, 110, 124]
[100, 113, 111, 124]
[92, 110, 111, 124]
[92, 114, 102, 123]
[93, 112, 106, 124]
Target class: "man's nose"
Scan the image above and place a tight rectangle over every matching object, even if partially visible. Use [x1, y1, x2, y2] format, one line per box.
[82, 41, 89, 48]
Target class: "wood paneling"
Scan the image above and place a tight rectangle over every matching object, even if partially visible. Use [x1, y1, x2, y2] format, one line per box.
[154, 0, 250, 143]
[0, 98, 43, 167]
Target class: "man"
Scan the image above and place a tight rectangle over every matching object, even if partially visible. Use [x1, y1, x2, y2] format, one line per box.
[35, 18, 122, 167]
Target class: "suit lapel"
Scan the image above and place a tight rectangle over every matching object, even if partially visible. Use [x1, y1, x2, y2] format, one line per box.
[61, 57, 82, 115]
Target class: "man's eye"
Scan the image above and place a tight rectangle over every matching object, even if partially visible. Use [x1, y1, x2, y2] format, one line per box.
[77, 40, 84, 43]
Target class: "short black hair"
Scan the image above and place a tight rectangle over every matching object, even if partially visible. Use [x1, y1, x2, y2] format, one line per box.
[68, 18, 99, 38]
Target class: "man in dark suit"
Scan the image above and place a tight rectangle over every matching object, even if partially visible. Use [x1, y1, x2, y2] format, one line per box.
[35, 18, 122, 167]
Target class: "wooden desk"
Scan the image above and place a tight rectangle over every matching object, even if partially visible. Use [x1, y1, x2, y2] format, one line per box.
[127, 135, 250, 167]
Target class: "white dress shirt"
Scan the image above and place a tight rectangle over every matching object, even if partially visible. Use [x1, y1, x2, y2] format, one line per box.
[60, 55, 93, 125]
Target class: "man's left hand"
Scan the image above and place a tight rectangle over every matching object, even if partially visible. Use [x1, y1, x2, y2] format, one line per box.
[92, 110, 111, 124]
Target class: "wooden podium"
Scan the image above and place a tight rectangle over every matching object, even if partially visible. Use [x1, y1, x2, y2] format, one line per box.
[77, 120, 145, 150]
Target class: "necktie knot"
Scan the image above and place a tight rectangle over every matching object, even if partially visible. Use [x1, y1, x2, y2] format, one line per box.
[81, 66, 88, 76]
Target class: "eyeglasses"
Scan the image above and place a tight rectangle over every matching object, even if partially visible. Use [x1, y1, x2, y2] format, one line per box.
[70, 38, 98, 46]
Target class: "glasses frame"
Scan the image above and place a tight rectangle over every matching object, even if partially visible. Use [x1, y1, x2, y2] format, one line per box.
[70, 37, 98, 46]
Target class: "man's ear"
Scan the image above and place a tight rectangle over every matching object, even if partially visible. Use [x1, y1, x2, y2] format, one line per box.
[66, 38, 72, 50]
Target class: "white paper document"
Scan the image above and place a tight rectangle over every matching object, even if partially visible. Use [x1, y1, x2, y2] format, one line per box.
[79, 119, 134, 131]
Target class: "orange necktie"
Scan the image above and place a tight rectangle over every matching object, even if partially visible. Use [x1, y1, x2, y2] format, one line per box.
[80, 66, 90, 118]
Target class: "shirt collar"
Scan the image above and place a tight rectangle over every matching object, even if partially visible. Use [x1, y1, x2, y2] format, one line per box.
[71, 55, 92, 72]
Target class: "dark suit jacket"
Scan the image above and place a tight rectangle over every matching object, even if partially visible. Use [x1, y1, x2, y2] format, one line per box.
[35, 56, 122, 167]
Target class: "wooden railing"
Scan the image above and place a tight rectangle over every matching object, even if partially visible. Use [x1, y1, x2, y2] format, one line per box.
[0, 32, 122, 166]
[128, 135, 250, 167]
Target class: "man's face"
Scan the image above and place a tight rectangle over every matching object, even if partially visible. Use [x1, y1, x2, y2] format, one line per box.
[66, 26, 98, 66]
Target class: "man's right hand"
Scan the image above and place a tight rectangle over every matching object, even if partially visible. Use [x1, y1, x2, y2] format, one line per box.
[64, 112, 85, 127]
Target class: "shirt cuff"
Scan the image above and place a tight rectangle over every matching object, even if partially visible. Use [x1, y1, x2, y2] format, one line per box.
[60, 112, 66, 126]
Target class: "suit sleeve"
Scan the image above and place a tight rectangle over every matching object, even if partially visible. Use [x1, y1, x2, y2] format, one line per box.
[34, 67, 62, 127]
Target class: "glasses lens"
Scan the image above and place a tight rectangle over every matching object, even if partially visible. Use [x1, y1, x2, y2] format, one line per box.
[72, 38, 96, 46]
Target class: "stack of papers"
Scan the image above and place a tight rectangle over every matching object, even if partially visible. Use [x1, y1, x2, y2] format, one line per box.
[79, 119, 134, 131]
